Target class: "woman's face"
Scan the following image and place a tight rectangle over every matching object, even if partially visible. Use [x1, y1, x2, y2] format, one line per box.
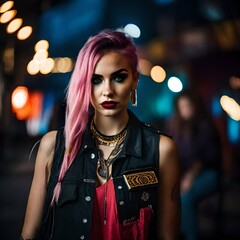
[177, 96, 195, 120]
[91, 51, 138, 118]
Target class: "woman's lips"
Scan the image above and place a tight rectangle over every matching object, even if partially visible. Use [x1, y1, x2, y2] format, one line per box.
[101, 101, 117, 109]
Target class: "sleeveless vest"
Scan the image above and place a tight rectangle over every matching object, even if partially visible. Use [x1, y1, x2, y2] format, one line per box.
[41, 111, 160, 240]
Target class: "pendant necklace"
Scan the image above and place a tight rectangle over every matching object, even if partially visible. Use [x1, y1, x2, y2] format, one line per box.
[90, 120, 127, 179]
[90, 120, 127, 225]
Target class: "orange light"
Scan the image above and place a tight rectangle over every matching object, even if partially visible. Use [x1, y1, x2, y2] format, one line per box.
[150, 65, 166, 83]
[15, 104, 31, 120]
[6, 18, 23, 33]
[11, 86, 29, 109]
[29, 92, 43, 118]
[138, 58, 153, 76]
[11, 86, 30, 120]
[17, 26, 32, 40]
[0, 1, 14, 13]
[0, 9, 17, 23]
[35, 40, 49, 51]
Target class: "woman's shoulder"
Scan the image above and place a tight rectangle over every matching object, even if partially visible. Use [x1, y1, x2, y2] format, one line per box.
[159, 134, 178, 166]
[141, 121, 173, 140]
[39, 130, 58, 153]
[159, 134, 176, 152]
[34, 131, 59, 182]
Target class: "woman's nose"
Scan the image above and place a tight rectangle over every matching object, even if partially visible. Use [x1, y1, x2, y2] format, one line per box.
[102, 81, 114, 97]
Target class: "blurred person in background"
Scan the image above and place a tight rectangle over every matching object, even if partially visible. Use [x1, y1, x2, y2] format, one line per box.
[168, 90, 221, 240]
[21, 29, 180, 240]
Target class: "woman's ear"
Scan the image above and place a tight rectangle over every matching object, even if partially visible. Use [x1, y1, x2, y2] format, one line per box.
[133, 72, 139, 89]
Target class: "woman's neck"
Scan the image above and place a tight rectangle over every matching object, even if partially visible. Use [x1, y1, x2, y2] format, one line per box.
[93, 111, 129, 136]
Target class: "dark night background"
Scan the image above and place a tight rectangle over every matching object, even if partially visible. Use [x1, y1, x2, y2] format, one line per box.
[0, 0, 240, 239]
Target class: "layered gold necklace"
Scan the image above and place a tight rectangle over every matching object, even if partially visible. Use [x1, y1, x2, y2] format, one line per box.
[90, 120, 127, 179]
[90, 120, 127, 147]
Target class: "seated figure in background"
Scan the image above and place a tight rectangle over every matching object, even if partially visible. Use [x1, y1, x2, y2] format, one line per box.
[168, 90, 221, 240]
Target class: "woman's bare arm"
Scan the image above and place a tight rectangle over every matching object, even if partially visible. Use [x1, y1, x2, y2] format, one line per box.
[21, 131, 57, 239]
[157, 135, 181, 240]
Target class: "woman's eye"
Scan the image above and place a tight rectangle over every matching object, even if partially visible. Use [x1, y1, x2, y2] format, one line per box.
[113, 73, 127, 82]
[92, 76, 102, 85]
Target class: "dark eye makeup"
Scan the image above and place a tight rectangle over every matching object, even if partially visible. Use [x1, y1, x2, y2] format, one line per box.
[91, 76, 102, 85]
[92, 68, 128, 85]
[112, 73, 128, 83]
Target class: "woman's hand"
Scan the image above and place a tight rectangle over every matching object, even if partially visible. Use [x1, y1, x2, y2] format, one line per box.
[181, 172, 194, 193]
[181, 161, 202, 193]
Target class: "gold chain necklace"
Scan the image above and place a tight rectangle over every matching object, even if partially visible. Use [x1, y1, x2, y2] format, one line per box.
[90, 120, 127, 147]
[90, 119, 127, 179]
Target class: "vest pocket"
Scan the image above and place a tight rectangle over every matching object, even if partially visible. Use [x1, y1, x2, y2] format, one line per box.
[120, 207, 152, 240]
[57, 184, 78, 207]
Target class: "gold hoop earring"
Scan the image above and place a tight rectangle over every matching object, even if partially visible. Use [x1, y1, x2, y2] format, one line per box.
[131, 89, 137, 107]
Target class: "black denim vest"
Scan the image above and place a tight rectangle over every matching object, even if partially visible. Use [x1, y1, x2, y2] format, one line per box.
[41, 111, 160, 240]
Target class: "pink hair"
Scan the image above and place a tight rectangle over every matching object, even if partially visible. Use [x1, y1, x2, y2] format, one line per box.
[51, 29, 138, 205]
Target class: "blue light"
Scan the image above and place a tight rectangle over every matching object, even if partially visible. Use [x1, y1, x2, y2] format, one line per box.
[200, 3, 224, 21]
[153, 0, 174, 5]
[227, 117, 240, 144]
[155, 92, 173, 117]
[212, 96, 222, 117]
[124, 24, 141, 38]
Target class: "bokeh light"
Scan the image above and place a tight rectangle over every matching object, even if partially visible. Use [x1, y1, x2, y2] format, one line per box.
[17, 26, 32, 40]
[52, 57, 73, 73]
[124, 24, 141, 38]
[33, 50, 49, 64]
[27, 60, 40, 75]
[138, 58, 153, 76]
[34, 40, 49, 51]
[11, 86, 29, 109]
[220, 95, 240, 121]
[6, 18, 23, 33]
[0, 1, 14, 13]
[167, 76, 183, 92]
[150, 65, 166, 82]
[0, 9, 17, 23]
[40, 58, 55, 74]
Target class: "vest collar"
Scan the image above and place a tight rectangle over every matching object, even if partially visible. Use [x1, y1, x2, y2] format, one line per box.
[122, 110, 142, 158]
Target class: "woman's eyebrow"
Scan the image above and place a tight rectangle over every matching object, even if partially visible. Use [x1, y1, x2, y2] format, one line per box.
[93, 68, 128, 78]
[111, 68, 128, 76]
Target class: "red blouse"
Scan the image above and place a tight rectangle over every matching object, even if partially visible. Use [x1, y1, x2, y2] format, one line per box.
[90, 179, 152, 240]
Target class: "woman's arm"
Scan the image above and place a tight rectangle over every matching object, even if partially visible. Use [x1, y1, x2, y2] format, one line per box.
[157, 135, 181, 240]
[181, 161, 202, 193]
[21, 131, 57, 239]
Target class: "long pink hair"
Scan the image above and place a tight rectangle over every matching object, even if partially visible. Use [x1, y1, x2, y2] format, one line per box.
[51, 29, 138, 205]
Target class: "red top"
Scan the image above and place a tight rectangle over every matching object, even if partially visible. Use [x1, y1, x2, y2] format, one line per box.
[90, 179, 152, 240]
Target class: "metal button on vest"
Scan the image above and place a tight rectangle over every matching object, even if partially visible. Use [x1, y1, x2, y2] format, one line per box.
[141, 191, 150, 201]
[118, 185, 122, 189]
[80, 235, 85, 239]
[119, 201, 124, 205]
[82, 218, 87, 223]
[91, 153, 95, 159]
[85, 196, 91, 201]
[84, 145, 88, 148]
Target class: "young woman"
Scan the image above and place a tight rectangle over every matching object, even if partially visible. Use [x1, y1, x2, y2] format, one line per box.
[168, 90, 221, 240]
[21, 29, 180, 240]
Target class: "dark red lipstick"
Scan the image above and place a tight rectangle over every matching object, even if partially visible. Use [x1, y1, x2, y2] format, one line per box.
[101, 101, 117, 109]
